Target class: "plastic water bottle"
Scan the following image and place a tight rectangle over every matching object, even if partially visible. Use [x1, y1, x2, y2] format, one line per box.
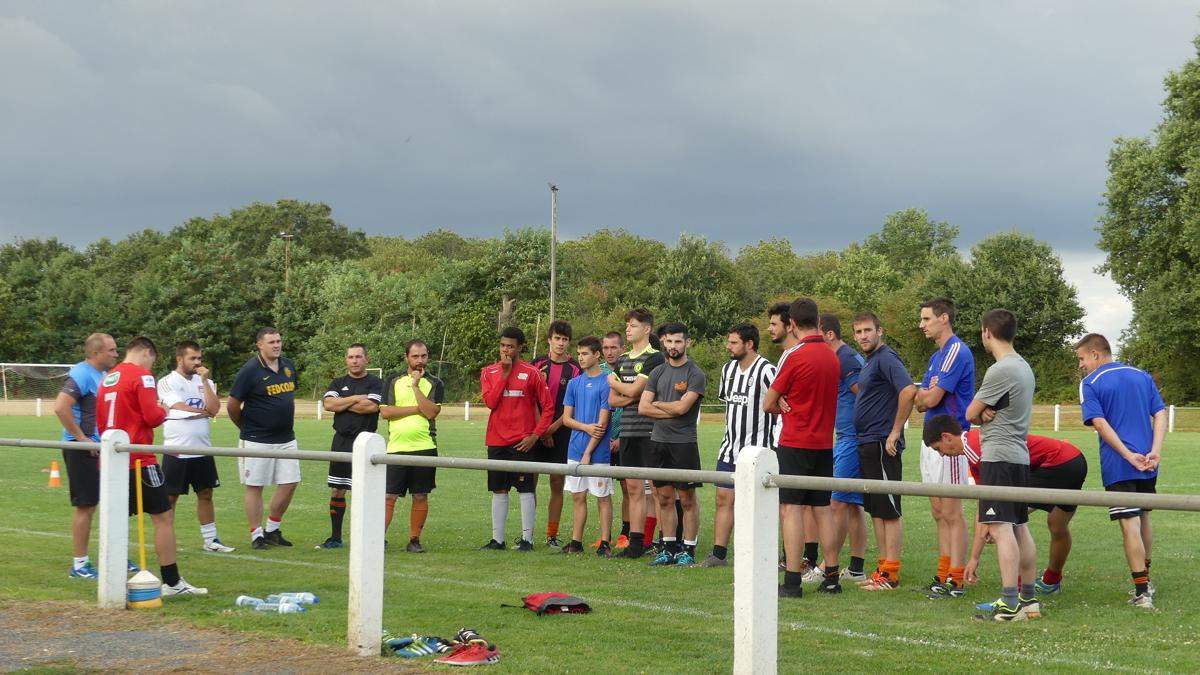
[235, 595, 264, 608]
[254, 601, 306, 614]
[266, 592, 319, 605]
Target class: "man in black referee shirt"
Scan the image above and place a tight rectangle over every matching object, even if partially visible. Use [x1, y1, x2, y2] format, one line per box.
[317, 343, 383, 549]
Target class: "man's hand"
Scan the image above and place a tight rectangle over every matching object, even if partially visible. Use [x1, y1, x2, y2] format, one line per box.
[410, 367, 425, 383]
[500, 353, 513, 376]
[580, 423, 605, 439]
[964, 556, 980, 585]
[581, 451, 592, 466]
[981, 407, 997, 424]
[540, 432, 555, 447]
[1146, 451, 1161, 471]
[779, 397, 792, 414]
[195, 365, 210, 380]
[516, 434, 538, 452]
[610, 438, 619, 453]
[885, 430, 902, 456]
[1126, 452, 1151, 472]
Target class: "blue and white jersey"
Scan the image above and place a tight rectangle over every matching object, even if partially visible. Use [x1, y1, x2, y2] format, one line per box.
[60, 361, 105, 442]
[922, 334, 975, 430]
[1080, 362, 1165, 486]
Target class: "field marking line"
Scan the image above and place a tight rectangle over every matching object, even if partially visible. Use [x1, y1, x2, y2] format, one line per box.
[0, 526, 1144, 672]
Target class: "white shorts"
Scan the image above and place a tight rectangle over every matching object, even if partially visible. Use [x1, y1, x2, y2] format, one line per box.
[920, 443, 969, 486]
[238, 440, 302, 486]
[565, 460, 614, 498]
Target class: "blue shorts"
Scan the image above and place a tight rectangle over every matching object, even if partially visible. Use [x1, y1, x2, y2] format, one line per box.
[714, 458, 736, 490]
[831, 436, 862, 505]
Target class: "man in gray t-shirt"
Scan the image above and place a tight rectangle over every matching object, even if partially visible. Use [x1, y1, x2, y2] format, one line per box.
[637, 323, 707, 565]
[964, 309, 1040, 622]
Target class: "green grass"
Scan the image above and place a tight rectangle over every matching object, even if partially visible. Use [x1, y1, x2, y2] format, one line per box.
[1, 415, 1197, 673]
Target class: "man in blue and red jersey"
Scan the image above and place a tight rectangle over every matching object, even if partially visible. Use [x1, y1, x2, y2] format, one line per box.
[97, 336, 206, 596]
[531, 320, 583, 548]
[1075, 333, 1166, 610]
[764, 297, 841, 598]
[914, 297, 973, 596]
[479, 327, 554, 552]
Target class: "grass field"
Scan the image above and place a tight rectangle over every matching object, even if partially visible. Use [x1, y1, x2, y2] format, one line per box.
[1, 415, 1198, 673]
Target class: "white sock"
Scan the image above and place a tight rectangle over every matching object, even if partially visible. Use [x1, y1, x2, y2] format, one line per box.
[265, 517, 281, 533]
[250, 526, 264, 541]
[491, 493, 509, 543]
[200, 522, 217, 544]
[519, 492, 536, 543]
[73, 555, 89, 569]
[684, 539, 697, 547]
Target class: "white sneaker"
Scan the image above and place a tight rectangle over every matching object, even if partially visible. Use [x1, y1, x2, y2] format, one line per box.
[1130, 593, 1155, 610]
[203, 539, 236, 553]
[162, 579, 209, 597]
[840, 568, 867, 583]
[802, 565, 826, 584]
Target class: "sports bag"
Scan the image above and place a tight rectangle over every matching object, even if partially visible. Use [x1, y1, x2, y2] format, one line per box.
[504, 592, 591, 615]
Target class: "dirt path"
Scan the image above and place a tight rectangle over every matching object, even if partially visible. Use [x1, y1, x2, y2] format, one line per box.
[0, 600, 423, 673]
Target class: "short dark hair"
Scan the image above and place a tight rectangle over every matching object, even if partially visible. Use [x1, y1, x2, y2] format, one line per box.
[126, 335, 158, 357]
[547, 320, 573, 340]
[818, 313, 842, 339]
[728, 323, 759, 351]
[981, 309, 1017, 343]
[577, 336, 602, 353]
[175, 340, 201, 359]
[789, 297, 819, 330]
[625, 307, 654, 326]
[922, 413, 963, 447]
[768, 302, 790, 325]
[1074, 333, 1112, 354]
[603, 331, 623, 344]
[920, 297, 956, 323]
[347, 342, 368, 356]
[659, 322, 689, 339]
[500, 326, 526, 346]
[255, 327, 280, 342]
[405, 339, 428, 355]
[852, 311, 881, 329]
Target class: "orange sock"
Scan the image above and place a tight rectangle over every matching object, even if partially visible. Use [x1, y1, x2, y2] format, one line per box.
[877, 557, 885, 572]
[949, 566, 965, 586]
[547, 520, 560, 538]
[884, 560, 901, 582]
[409, 500, 429, 541]
[936, 555, 951, 582]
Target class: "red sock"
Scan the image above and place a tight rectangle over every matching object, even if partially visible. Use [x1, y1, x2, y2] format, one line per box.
[1042, 568, 1062, 585]
[643, 516, 657, 546]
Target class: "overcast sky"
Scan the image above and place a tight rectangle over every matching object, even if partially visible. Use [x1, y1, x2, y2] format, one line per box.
[3, 1, 1197, 343]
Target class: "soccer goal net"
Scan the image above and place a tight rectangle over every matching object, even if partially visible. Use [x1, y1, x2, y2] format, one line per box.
[0, 363, 74, 415]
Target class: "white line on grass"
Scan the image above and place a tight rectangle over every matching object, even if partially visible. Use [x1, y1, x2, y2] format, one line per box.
[0, 526, 1141, 672]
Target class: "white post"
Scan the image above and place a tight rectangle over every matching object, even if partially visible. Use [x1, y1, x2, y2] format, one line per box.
[1169, 405, 1176, 433]
[316, 401, 323, 421]
[36, 398, 43, 417]
[1053, 404, 1061, 432]
[98, 429, 130, 609]
[347, 432, 387, 656]
[733, 445, 779, 675]
[464, 401, 470, 421]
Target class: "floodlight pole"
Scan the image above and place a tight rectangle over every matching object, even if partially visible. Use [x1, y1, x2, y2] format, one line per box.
[279, 231, 295, 290]
[548, 182, 558, 322]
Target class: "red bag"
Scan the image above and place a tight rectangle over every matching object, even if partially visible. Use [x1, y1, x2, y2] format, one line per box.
[505, 592, 591, 615]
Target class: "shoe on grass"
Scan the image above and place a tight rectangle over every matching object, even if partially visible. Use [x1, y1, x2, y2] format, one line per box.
[700, 554, 728, 568]
[263, 530, 292, 547]
[316, 537, 344, 550]
[406, 539, 426, 553]
[478, 539, 506, 551]
[204, 539, 236, 553]
[513, 540, 534, 552]
[162, 578, 208, 597]
[69, 562, 98, 580]
[251, 536, 268, 550]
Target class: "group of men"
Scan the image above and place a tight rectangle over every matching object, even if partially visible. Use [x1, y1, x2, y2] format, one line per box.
[54, 296, 1166, 618]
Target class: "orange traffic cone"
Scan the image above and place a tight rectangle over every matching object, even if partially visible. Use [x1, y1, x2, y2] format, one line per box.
[48, 460, 62, 488]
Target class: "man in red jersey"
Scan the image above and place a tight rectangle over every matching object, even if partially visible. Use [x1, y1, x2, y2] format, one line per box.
[97, 336, 207, 596]
[924, 413, 1089, 596]
[478, 327, 554, 552]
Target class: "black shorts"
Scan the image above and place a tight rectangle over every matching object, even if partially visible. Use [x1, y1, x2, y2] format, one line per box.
[487, 445, 538, 493]
[1105, 476, 1157, 520]
[978, 461, 1029, 525]
[327, 433, 355, 489]
[857, 441, 903, 520]
[1027, 454, 1087, 513]
[62, 445, 100, 508]
[129, 465, 171, 516]
[777, 446, 833, 507]
[534, 426, 571, 464]
[618, 436, 654, 469]
[162, 455, 221, 496]
[650, 440, 702, 490]
[386, 449, 438, 497]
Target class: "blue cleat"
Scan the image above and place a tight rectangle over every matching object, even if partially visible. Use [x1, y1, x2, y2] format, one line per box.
[674, 551, 696, 567]
[69, 562, 98, 579]
[649, 549, 676, 566]
[975, 597, 1000, 612]
[1034, 578, 1061, 595]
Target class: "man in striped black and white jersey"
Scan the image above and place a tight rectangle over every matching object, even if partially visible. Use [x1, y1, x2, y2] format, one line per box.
[701, 323, 779, 567]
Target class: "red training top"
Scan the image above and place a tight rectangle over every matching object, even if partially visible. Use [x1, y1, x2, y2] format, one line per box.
[97, 361, 167, 468]
[961, 429, 1083, 483]
[480, 359, 554, 446]
[770, 334, 839, 450]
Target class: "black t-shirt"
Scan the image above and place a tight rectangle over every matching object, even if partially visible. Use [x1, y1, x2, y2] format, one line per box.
[325, 373, 384, 437]
[229, 355, 298, 443]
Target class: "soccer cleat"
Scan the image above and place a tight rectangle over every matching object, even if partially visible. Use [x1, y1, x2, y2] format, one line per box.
[649, 549, 676, 566]
[251, 536, 268, 550]
[406, 539, 427, 553]
[975, 597, 1000, 612]
[561, 542, 584, 554]
[926, 576, 946, 593]
[478, 539, 506, 551]
[615, 534, 630, 550]
[127, 560, 140, 572]
[385, 634, 455, 658]
[927, 579, 966, 599]
[859, 573, 898, 591]
[802, 565, 826, 584]
[1130, 592, 1156, 610]
[817, 580, 843, 594]
[675, 551, 696, 566]
[1017, 597, 1042, 619]
[453, 628, 490, 646]
[316, 537, 344, 550]
[778, 584, 803, 598]
[204, 539, 235, 553]
[69, 562, 98, 580]
[546, 536, 561, 549]
[263, 530, 293, 547]
[841, 568, 867, 583]
[596, 542, 613, 558]
[162, 578, 208, 597]
[700, 554, 728, 568]
[434, 642, 501, 666]
[1034, 578, 1062, 595]
[513, 540, 534, 552]
[615, 545, 645, 559]
[974, 599, 1024, 622]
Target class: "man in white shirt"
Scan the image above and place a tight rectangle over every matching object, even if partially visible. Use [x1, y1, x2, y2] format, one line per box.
[157, 341, 233, 553]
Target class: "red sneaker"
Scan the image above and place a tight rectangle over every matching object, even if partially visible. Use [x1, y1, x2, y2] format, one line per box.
[434, 642, 501, 666]
[615, 534, 630, 550]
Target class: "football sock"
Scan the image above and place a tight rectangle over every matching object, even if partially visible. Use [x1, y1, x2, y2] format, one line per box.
[1001, 586, 1019, 608]
[936, 555, 951, 582]
[491, 493, 509, 543]
[1132, 570, 1150, 595]
[664, 537, 680, 554]
[628, 532, 644, 551]
[803, 542, 819, 567]
[329, 498, 347, 540]
[877, 557, 886, 574]
[547, 521, 560, 539]
[712, 545, 728, 560]
[1042, 568, 1063, 585]
[683, 539, 697, 556]
[620, 521, 630, 537]
[571, 539, 583, 549]
[884, 559, 901, 582]
[824, 565, 840, 582]
[410, 500, 429, 541]
[783, 570, 803, 587]
[73, 555, 89, 570]
[265, 516, 282, 534]
[519, 492, 536, 542]
[250, 526, 264, 541]
[1020, 582, 1035, 599]
[643, 516, 657, 545]
[949, 566, 965, 586]
[161, 563, 180, 587]
[674, 500, 684, 540]
[200, 522, 218, 545]
[849, 556, 865, 574]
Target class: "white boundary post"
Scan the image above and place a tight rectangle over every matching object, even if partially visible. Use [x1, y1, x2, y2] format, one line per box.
[316, 401, 323, 421]
[733, 445, 779, 675]
[1053, 404, 1061, 432]
[464, 401, 470, 421]
[97, 429, 130, 609]
[347, 432, 387, 656]
[36, 398, 43, 417]
[1169, 405, 1176, 433]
